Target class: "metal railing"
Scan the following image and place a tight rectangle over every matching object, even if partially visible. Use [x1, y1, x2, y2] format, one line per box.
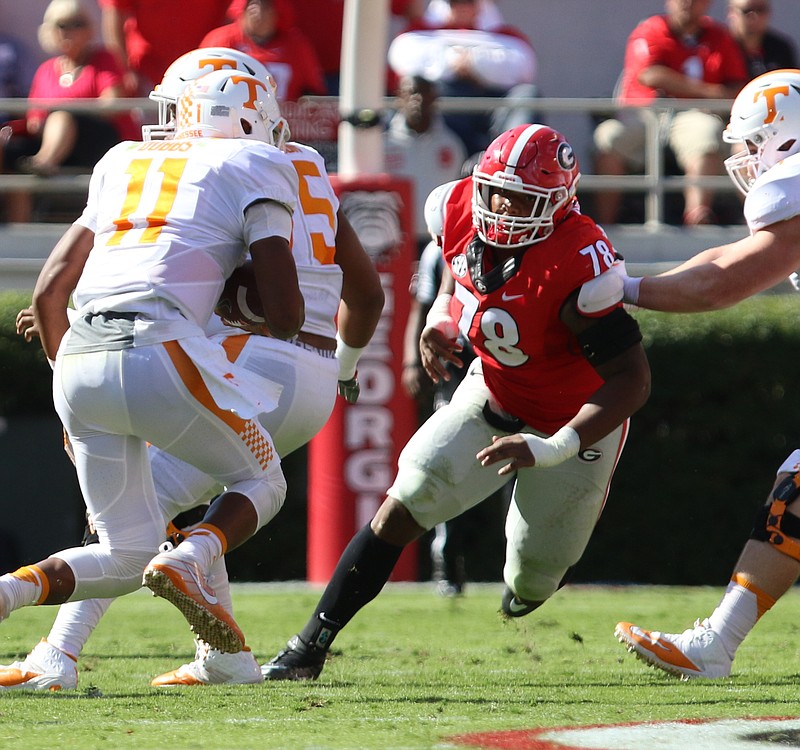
[432, 95, 737, 225]
[0, 95, 737, 225]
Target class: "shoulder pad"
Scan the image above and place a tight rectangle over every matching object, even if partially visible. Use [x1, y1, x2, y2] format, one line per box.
[577, 269, 624, 316]
[745, 160, 800, 230]
[424, 180, 459, 242]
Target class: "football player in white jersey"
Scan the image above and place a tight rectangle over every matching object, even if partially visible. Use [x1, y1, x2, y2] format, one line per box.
[611, 69, 800, 679]
[4, 53, 383, 689]
[0, 67, 306, 672]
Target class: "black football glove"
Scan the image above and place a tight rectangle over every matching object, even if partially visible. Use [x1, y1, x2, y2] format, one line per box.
[338, 376, 360, 404]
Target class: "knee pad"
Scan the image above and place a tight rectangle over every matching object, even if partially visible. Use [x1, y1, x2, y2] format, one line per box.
[55, 545, 155, 599]
[229, 468, 287, 530]
[750, 472, 800, 562]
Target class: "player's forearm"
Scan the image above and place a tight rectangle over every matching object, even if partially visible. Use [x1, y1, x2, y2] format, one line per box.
[635, 271, 728, 312]
[639, 66, 729, 99]
[637, 259, 781, 312]
[571, 349, 651, 447]
[100, 8, 129, 70]
[335, 212, 385, 348]
[337, 288, 384, 349]
[32, 224, 94, 359]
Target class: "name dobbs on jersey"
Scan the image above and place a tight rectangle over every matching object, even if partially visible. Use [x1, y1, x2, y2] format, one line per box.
[215, 261, 267, 331]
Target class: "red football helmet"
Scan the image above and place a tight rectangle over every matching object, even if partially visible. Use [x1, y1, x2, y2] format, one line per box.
[472, 124, 580, 248]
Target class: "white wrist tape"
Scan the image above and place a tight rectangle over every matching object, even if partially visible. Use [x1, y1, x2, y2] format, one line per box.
[520, 426, 581, 468]
[335, 333, 365, 380]
[425, 293, 459, 339]
[622, 276, 642, 306]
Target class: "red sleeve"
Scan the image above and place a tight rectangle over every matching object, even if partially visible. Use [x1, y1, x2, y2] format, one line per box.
[199, 25, 238, 48]
[627, 17, 664, 67]
[288, 32, 327, 97]
[617, 17, 668, 102]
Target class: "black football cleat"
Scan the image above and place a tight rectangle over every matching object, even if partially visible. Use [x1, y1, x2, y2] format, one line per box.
[500, 586, 541, 618]
[261, 635, 327, 681]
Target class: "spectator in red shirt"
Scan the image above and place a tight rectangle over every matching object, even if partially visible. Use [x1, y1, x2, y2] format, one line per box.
[0, 0, 139, 222]
[200, 0, 326, 101]
[250, 0, 424, 95]
[592, 0, 748, 226]
[98, 0, 231, 95]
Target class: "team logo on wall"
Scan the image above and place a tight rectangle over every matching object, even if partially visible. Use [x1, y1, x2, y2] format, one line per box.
[340, 191, 404, 264]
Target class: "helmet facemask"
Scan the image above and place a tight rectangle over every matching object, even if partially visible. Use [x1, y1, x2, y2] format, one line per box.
[142, 94, 178, 142]
[472, 171, 577, 248]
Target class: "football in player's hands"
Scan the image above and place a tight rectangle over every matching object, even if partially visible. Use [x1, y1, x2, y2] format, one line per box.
[215, 261, 267, 331]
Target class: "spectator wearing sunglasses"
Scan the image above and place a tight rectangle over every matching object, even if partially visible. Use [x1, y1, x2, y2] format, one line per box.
[0, 0, 138, 222]
[727, 0, 797, 78]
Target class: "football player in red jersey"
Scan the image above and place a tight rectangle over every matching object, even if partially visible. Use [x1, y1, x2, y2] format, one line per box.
[262, 123, 652, 681]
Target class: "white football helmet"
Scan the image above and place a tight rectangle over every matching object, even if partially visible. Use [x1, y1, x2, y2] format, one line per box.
[176, 69, 290, 148]
[723, 68, 800, 194]
[143, 47, 275, 141]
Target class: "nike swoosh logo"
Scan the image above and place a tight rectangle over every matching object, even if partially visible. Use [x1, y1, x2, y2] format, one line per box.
[628, 626, 701, 671]
[630, 626, 670, 651]
[185, 564, 219, 606]
[502, 292, 524, 301]
[507, 597, 530, 613]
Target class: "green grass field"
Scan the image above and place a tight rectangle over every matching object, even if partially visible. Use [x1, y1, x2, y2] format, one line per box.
[1, 583, 800, 749]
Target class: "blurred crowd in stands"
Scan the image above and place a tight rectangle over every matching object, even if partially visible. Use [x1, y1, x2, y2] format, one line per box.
[3, 0, 795, 226]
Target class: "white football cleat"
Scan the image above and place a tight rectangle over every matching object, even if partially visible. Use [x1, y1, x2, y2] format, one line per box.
[615, 619, 732, 679]
[143, 550, 245, 653]
[151, 640, 263, 686]
[0, 639, 78, 691]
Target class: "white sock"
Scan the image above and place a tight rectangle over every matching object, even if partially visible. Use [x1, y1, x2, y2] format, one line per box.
[206, 557, 233, 615]
[47, 598, 114, 660]
[0, 566, 47, 613]
[706, 573, 775, 658]
[172, 525, 225, 574]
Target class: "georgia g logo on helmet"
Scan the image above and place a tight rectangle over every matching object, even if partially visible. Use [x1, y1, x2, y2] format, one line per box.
[557, 141, 576, 171]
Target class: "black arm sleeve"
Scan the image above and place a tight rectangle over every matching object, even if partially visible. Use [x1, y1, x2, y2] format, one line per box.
[576, 308, 642, 366]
